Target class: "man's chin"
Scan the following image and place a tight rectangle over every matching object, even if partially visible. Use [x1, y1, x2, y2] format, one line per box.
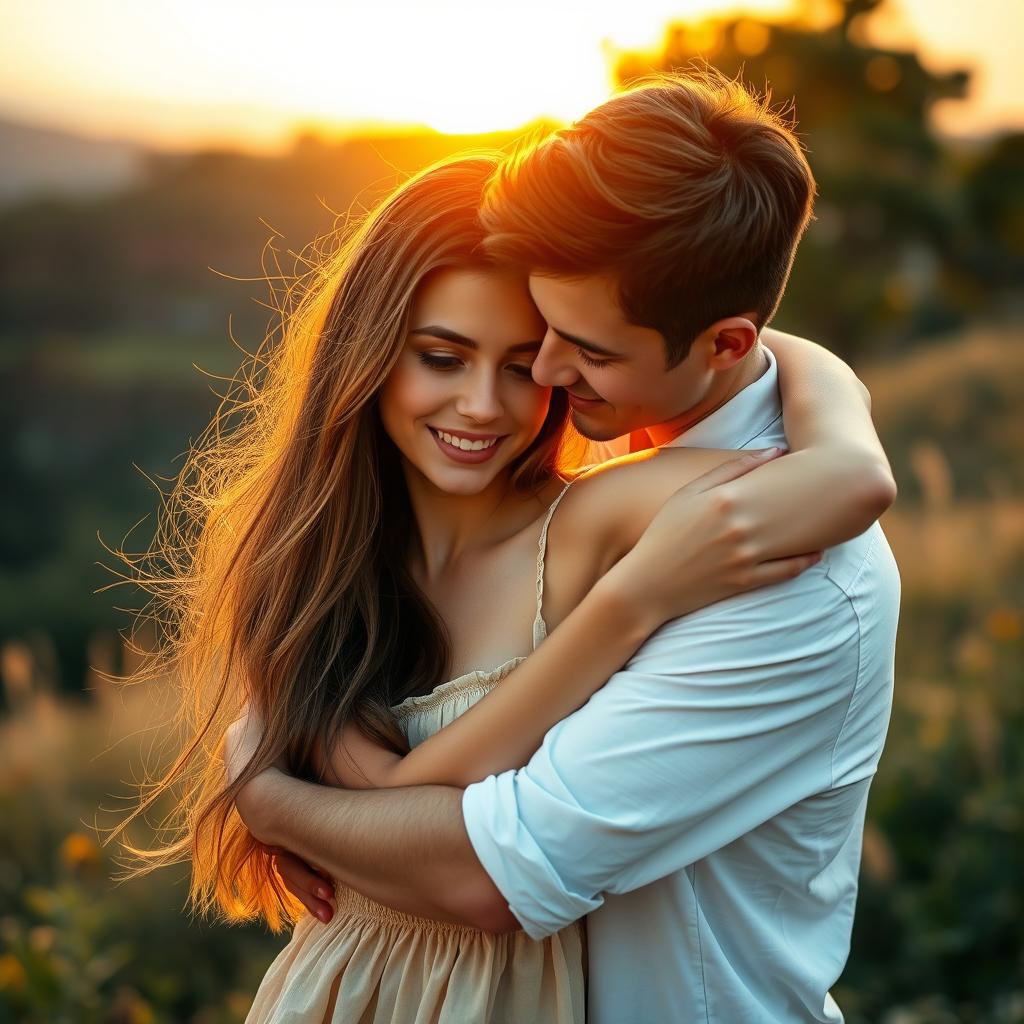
[570, 409, 625, 443]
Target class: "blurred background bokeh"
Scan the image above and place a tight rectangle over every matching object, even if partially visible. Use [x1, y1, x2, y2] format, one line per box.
[1, 0, 1022, 1020]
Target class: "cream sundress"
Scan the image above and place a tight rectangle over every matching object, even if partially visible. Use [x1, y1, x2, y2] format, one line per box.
[246, 482, 584, 1024]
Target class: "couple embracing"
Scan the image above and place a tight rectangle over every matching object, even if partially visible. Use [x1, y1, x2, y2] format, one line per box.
[128, 70, 899, 1023]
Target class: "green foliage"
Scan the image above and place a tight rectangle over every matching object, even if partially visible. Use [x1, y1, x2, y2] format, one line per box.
[834, 580, 1024, 1022]
[0, 869, 276, 1023]
[861, 330, 1024, 503]
[0, 697, 281, 1022]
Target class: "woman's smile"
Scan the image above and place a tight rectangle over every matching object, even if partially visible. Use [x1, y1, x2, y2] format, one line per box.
[427, 426, 508, 463]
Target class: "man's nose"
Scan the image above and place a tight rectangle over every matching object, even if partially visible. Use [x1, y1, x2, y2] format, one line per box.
[454, 370, 503, 423]
[532, 329, 581, 389]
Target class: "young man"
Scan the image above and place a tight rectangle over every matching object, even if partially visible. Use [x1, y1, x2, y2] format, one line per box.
[232, 73, 899, 1022]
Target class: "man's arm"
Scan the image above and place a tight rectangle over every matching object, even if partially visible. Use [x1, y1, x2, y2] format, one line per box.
[239, 769, 520, 932]
[722, 329, 896, 559]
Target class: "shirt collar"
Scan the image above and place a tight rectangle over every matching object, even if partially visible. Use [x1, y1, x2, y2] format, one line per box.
[662, 344, 782, 449]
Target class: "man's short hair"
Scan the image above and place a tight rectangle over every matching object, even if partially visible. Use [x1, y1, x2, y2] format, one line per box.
[481, 69, 816, 367]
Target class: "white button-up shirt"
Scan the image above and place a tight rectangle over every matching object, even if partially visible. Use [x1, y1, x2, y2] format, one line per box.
[462, 348, 900, 1023]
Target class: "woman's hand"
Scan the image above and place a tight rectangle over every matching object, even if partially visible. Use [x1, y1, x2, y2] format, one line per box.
[604, 448, 822, 629]
[262, 845, 338, 924]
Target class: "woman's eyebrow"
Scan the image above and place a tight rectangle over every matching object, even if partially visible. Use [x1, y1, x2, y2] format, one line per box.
[410, 325, 542, 353]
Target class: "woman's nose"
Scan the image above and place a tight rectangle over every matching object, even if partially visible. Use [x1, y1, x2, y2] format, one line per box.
[454, 371, 503, 423]
[532, 330, 581, 389]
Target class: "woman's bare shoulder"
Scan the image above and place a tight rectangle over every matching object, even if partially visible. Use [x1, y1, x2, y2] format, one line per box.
[557, 446, 740, 554]
[571, 445, 740, 501]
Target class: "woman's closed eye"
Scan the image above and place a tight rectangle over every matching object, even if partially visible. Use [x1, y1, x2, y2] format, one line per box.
[418, 351, 536, 380]
[418, 352, 461, 371]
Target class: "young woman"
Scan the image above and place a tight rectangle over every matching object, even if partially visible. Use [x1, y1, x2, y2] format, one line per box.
[113, 154, 893, 1024]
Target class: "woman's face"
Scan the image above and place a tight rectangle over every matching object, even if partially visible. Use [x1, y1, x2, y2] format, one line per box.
[379, 266, 551, 496]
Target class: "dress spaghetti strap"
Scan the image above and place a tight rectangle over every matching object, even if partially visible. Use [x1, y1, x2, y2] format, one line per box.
[532, 478, 575, 650]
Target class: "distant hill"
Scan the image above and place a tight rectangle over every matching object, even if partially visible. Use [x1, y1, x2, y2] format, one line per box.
[0, 116, 144, 205]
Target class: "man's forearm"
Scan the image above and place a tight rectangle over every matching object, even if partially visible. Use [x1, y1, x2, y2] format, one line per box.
[242, 768, 518, 931]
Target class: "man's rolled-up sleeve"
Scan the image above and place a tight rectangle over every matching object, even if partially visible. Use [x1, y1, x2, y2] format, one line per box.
[462, 571, 864, 940]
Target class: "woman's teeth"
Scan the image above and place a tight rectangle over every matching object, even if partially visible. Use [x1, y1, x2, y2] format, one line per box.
[434, 429, 498, 452]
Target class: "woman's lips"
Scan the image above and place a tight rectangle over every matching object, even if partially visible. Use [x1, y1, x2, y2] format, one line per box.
[427, 427, 507, 464]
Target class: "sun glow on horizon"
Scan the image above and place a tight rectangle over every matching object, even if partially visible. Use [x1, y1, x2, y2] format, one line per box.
[2, 0, 801, 149]
[2, 0, 1021, 149]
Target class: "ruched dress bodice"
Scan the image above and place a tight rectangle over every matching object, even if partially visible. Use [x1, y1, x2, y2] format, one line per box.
[245, 656, 586, 1023]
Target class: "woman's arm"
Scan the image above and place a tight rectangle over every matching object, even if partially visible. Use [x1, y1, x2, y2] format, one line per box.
[745, 327, 896, 556]
[320, 587, 649, 791]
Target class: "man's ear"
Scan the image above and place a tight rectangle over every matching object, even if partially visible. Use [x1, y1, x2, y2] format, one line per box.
[703, 315, 759, 368]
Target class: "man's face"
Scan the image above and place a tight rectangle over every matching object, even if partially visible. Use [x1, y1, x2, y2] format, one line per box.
[528, 274, 714, 442]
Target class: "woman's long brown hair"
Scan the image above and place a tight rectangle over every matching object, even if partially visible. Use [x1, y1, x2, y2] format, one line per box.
[103, 154, 574, 931]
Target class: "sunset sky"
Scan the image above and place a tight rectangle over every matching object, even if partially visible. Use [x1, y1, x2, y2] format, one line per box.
[2, 0, 1020, 150]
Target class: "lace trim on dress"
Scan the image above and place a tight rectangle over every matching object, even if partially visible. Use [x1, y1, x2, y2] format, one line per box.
[391, 657, 526, 720]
